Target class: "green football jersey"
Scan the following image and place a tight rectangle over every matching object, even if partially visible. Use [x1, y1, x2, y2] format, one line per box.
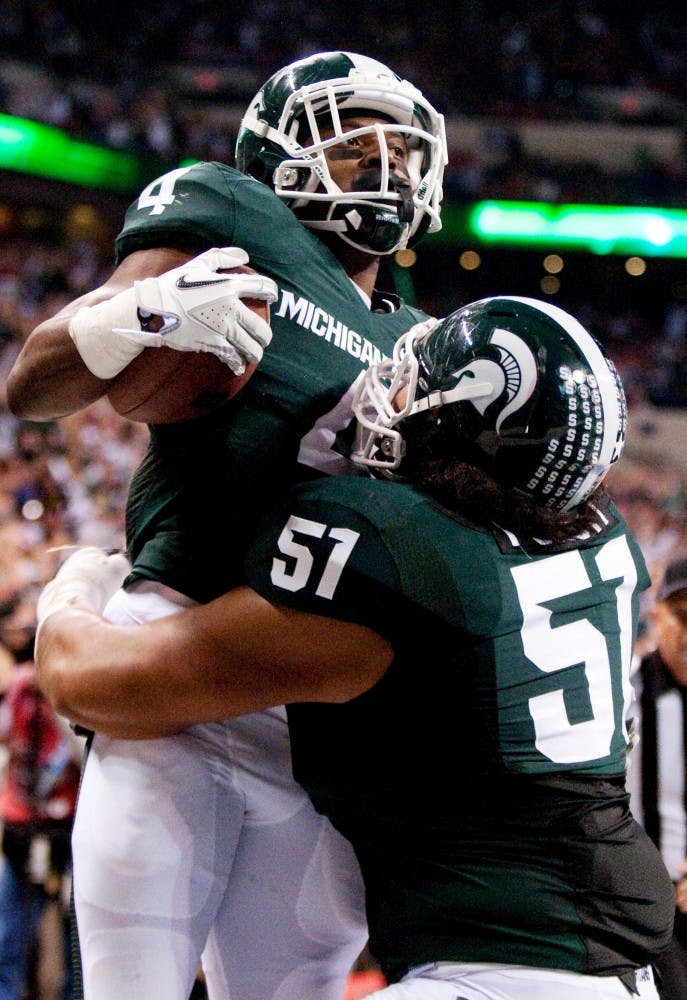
[243, 475, 674, 983]
[115, 161, 429, 600]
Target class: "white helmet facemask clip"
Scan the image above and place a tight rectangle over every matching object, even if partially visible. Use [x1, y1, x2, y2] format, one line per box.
[352, 321, 494, 470]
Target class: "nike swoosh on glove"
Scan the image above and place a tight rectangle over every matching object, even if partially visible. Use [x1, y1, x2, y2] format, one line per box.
[69, 247, 278, 379]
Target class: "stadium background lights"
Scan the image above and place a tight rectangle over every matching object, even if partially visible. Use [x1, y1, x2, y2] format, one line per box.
[462, 201, 687, 258]
[543, 254, 564, 274]
[22, 206, 50, 230]
[1, 114, 686, 262]
[459, 250, 481, 270]
[21, 499, 44, 521]
[0, 113, 140, 192]
[625, 256, 647, 276]
[394, 248, 417, 268]
[540, 275, 561, 296]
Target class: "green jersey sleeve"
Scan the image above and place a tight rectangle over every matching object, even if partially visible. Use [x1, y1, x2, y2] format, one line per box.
[243, 477, 418, 646]
[115, 160, 299, 261]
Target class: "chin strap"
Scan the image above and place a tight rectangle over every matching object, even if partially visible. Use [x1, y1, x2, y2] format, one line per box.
[409, 380, 494, 415]
[304, 206, 409, 255]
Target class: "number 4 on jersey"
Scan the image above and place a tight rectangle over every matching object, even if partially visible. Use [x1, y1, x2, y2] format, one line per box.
[137, 166, 195, 216]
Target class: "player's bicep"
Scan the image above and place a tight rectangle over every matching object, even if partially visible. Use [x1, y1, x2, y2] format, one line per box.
[188, 586, 392, 707]
[38, 587, 391, 739]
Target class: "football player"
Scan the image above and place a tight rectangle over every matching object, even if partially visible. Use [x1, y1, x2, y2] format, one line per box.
[7, 52, 448, 1000]
[35, 297, 673, 1000]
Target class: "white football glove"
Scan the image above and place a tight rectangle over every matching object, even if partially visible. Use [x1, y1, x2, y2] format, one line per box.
[35, 547, 131, 651]
[69, 247, 279, 379]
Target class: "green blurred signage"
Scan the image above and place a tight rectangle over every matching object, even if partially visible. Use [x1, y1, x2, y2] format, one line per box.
[462, 200, 687, 257]
[0, 114, 140, 192]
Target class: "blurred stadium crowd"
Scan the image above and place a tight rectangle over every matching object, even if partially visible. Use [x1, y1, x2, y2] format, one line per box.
[1, 0, 687, 204]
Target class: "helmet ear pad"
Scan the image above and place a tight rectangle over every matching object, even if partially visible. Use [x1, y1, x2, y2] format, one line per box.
[401, 399, 568, 485]
[272, 163, 310, 192]
[396, 407, 460, 473]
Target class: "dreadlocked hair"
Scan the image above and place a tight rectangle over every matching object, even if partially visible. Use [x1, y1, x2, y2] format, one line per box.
[411, 457, 610, 544]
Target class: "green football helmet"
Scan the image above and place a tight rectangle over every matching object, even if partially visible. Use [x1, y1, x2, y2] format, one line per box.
[352, 297, 627, 512]
[235, 51, 448, 255]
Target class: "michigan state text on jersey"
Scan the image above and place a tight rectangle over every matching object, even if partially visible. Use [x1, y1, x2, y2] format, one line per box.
[118, 160, 430, 601]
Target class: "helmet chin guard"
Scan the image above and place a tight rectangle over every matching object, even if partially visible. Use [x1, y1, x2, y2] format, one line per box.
[301, 166, 418, 254]
[352, 298, 627, 512]
[236, 51, 448, 254]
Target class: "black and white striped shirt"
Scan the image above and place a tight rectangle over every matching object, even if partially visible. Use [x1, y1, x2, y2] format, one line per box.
[628, 649, 687, 882]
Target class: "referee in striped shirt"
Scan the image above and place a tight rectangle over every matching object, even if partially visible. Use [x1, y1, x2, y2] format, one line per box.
[629, 557, 687, 1000]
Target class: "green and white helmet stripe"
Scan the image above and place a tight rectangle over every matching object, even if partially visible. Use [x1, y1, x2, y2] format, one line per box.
[505, 297, 627, 511]
[352, 296, 627, 512]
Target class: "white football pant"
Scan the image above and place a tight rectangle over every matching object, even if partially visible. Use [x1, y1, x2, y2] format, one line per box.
[367, 963, 659, 1000]
[71, 584, 367, 1000]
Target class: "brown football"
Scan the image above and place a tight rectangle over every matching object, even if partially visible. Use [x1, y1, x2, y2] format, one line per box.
[107, 265, 269, 423]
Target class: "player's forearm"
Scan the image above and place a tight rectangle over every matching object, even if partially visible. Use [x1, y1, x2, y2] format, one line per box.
[35, 590, 393, 739]
[35, 609, 187, 738]
[35, 608, 270, 739]
[7, 316, 111, 419]
[7, 246, 195, 419]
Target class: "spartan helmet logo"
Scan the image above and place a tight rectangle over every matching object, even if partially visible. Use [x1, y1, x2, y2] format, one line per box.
[450, 328, 538, 432]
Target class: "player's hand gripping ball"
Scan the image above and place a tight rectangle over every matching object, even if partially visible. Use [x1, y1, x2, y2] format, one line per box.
[106, 251, 277, 423]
